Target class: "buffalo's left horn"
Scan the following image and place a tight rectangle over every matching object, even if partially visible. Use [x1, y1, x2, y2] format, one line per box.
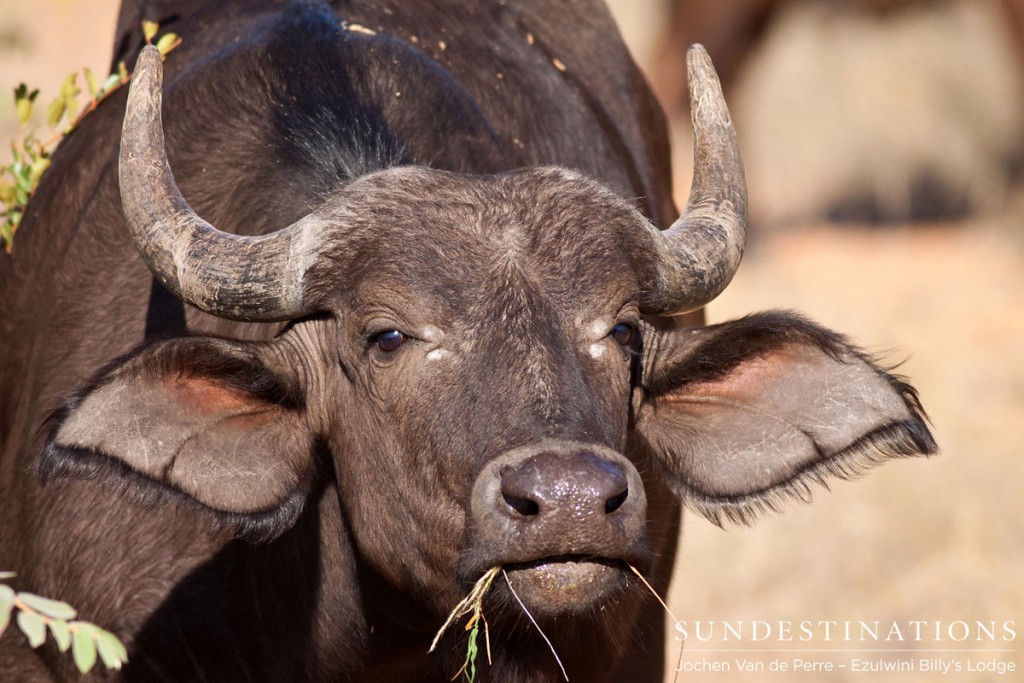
[119, 45, 323, 321]
[642, 44, 747, 315]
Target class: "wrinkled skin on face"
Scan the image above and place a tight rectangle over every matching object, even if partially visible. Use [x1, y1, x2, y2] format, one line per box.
[43, 166, 935, 680]
[303, 169, 655, 614]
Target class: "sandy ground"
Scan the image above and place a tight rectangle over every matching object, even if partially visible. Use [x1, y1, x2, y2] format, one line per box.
[2, 2, 1022, 681]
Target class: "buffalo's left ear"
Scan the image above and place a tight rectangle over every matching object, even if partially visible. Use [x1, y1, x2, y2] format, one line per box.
[633, 311, 936, 524]
[39, 336, 317, 541]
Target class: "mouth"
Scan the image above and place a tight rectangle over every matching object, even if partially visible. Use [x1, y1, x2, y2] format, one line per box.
[498, 555, 630, 617]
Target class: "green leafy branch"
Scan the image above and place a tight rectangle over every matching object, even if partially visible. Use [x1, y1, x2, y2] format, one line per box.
[0, 571, 128, 673]
[0, 21, 180, 252]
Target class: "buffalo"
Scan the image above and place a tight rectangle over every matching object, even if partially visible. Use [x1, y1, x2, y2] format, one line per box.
[0, 0, 935, 681]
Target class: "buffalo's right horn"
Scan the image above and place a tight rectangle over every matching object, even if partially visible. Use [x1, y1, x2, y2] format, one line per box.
[640, 44, 747, 316]
[119, 45, 324, 322]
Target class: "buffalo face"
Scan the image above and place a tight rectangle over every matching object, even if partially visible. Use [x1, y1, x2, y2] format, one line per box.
[279, 167, 663, 618]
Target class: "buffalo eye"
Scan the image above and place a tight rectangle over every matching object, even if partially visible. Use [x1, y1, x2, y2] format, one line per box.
[610, 323, 634, 346]
[373, 330, 407, 353]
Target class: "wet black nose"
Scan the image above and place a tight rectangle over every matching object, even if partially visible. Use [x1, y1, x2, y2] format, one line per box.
[500, 450, 630, 519]
[468, 444, 650, 574]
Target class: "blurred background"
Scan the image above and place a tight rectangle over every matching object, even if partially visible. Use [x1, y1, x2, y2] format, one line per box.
[606, 1, 1024, 680]
[1, 1, 1021, 681]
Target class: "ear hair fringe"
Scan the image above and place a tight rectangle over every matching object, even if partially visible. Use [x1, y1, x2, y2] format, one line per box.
[683, 413, 937, 528]
[640, 309, 937, 526]
[37, 440, 310, 544]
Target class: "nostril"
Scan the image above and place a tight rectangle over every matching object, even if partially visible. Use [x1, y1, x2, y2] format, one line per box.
[605, 487, 628, 514]
[500, 461, 545, 517]
[502, 490, 540, 517]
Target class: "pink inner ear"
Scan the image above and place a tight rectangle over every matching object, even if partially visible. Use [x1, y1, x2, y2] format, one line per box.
[662, 344, 807, 406]
[166, 375, 281, 426]
[659, 340, 911, 446]
[645, 338, 917, 498]
[49, 337, 319, 519]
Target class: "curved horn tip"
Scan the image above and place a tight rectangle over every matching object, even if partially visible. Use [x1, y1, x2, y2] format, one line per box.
[131, 45, 164, 94]
[686, 44, 730, 125]
[138, 43, 162, 66]
[685, 43, 712, 68]
[685, 44, 718, 85]
[121, 46, 168, 160]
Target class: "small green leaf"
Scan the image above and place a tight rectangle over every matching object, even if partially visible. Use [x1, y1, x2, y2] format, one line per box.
[18, 592, 77, 620]
[118, 61, 129, 83]
[59, 72, 80, 102]
[142, 20, 159, 44]
[28, 158, 50, 189]
[73, 621, 100, 637]
[14, 171, 30, 194]
[16, 98, 32, 126]
[95, 630, 128, 670]
[156, 33, 179, 56]
[14, 86, 40, 125]
[0, 584, 14, 637]
[466, 622, 479, 682]
[72, 627, 97, 673]
[0, 184, 17, 207]
[84, 68, 99, 99]
[17, 610, 46, 648]
[99, 73, 121, 96]
[64, 97, 79, 130]
[48, 620, 72, 652]
[46, 96, 66, 128]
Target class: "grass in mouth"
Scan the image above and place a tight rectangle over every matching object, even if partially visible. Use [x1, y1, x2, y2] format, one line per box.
[429, 566, 500, 682]
[429, 563, 680, 682]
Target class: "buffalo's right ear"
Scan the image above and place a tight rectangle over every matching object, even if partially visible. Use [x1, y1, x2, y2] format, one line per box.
[633, 312, 937, 525]
[40, 337, 317, 541]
